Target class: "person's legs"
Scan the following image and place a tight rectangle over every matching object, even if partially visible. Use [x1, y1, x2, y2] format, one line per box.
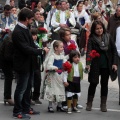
[22, 71, 34, 113]
[67, 96, 72, 114]
[100, 68, 109, 112]
[48, 101, 54, 113]
[2, 65, 13, 99]
[13, 72, 30, 114]
[2, 62, 14, 105]
[32, 69, 42, 104]
[73, 94, 81, 113]
[86, 82, 97, 111]
[117, 57, 120, 105]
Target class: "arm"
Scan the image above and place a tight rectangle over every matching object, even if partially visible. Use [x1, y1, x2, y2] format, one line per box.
[69, 12, 76, 27]
[12, 30, 44, 56]
[110, 35, 118, 65]
[86, 38, 92, 71]
[63, 71, 69, 87]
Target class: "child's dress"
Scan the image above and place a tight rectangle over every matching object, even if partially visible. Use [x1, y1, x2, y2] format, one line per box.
[43, 53, 66, 102]
[63, 62, 84, 97]
[63, 40, 79, 59]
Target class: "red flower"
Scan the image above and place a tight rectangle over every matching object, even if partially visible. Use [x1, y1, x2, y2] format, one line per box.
[67, 43, 76, 50]
[38, 27, 47, 33]
[89, 50, 100, 58]
[5, 28, 10, 33]
[87, 50, 100, 65]
[63, 61, 72, 73]
[96, 53, 100, 57]
[86, 57, 91, 61]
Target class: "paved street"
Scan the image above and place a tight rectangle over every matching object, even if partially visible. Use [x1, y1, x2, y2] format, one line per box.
[0, 57, 120, 120]
[0, 1, 119, 119]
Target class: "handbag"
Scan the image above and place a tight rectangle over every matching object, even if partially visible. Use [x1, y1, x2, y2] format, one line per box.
[110, 69, 117, 81]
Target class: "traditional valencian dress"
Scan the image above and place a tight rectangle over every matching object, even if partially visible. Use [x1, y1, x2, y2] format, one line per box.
[74, 9, 90, 52]
[43, 53, 66, 102]
[63, 62, 84, 97]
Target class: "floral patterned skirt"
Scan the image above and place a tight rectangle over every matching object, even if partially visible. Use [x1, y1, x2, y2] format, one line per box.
[41, 72, 65, 102]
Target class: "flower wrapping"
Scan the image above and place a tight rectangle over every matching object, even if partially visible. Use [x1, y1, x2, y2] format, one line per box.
[63, 61, 72, 73]
[67, 43, 76, 51]
[37, 27, 48, 48]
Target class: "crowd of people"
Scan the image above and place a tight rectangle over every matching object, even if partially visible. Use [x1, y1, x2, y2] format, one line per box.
[0, 0, 120, 119]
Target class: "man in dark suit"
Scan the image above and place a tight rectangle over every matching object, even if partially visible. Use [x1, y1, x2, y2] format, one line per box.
[12, 8, 48, 119]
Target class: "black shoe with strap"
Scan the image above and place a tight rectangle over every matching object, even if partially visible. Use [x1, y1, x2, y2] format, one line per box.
[56, 106, 66, 112]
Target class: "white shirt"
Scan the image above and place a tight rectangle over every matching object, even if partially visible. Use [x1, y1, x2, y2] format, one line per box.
[17, 22, 28, 29]
[116, 26, 120, 57]
[51, 10, 76, 28]
[74, 10, 91, 25]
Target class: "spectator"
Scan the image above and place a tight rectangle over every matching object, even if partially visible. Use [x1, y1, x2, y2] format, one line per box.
[12, 8, 48, 119]
[36, 1, 44, 14]
[0, 5, 16, 41]
[86, 21, 118, 112]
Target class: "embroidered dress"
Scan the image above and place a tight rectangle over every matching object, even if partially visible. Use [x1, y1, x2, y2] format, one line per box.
[63, 62, 84, 97]
[74, 9, 90, 26]
[43, 53, 66, 102]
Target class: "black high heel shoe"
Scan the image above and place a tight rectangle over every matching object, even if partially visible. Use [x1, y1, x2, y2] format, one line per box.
[56, 106, 66, 112]
[48, 107, 54, 113]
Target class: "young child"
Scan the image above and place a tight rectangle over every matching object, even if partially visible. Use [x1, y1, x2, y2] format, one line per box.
[30, 28, 43, 104]
[59, 28, 79, 59]
[63, 50, 84, 114]
[43, 40, 66, 113]
[59, 28, 82, 109]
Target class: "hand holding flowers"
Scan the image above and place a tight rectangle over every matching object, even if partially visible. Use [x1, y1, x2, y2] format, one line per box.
[85, 50, 100, 73]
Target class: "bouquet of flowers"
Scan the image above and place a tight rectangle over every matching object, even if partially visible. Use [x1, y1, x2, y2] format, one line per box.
[37, 27, 47, 48]
[87, 50, 100, 65]
[67, 43, 76, 51]
[63, 61, 72, 73]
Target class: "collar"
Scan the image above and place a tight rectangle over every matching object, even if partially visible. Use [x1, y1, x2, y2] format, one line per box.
[17, 22, 28, 29]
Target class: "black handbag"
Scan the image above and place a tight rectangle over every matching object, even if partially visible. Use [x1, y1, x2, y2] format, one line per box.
[110, 69, 117, 81]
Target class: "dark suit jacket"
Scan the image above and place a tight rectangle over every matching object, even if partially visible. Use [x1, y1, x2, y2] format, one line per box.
[31, 20, 44, 28]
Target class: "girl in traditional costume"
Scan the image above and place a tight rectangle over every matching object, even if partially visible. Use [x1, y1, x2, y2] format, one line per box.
[63, 50, 84, 114]
[43, 40, 66, 113]
[59, 28, 79, 59]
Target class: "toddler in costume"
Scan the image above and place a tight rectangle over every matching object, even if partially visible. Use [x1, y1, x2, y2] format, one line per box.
[63, 50, 84, 114]
[43, 40, 66, 113]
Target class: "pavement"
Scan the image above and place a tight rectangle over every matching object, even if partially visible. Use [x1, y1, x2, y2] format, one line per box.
[0, 56, 120, 120]
[0, 0, 119, 120]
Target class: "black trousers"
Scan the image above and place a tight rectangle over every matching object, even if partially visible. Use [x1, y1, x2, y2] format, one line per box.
[2, 62, 13, 99]
[88, 68, 109, 97]
[32, 69, 41, 100]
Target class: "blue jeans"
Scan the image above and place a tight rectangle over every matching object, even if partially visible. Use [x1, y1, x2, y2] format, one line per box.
[118, 57, 120, 102]
[13, 71, 33, 113]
